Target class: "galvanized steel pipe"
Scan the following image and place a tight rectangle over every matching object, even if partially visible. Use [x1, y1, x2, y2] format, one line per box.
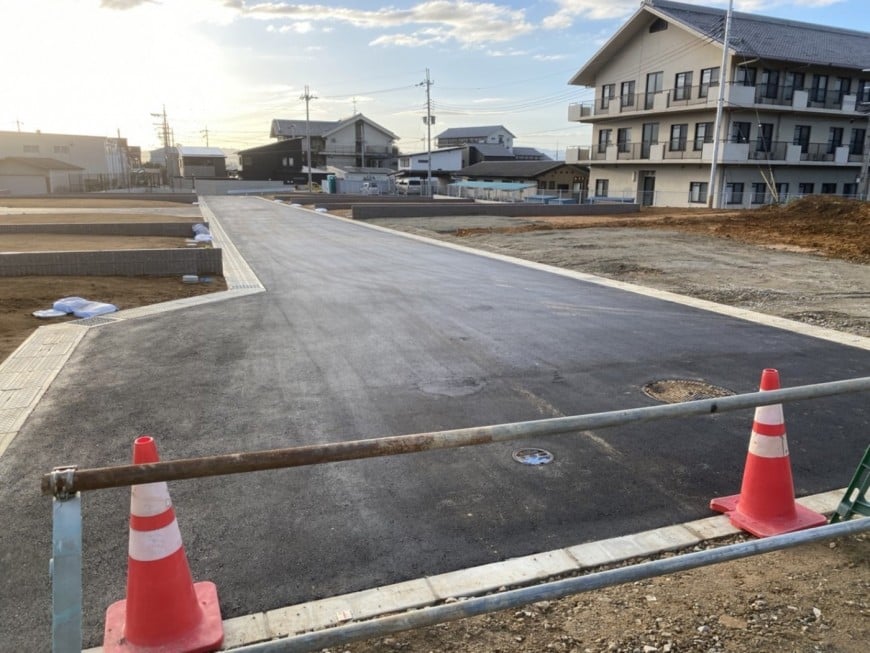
[229, 518, 870, 653]
[42, 376, 870, 496]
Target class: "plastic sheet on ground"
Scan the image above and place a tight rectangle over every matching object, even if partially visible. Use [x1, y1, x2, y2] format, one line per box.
[52, 296, 118, 318]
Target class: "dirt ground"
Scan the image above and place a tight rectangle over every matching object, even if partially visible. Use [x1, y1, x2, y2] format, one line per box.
[2, 196, 868, 652]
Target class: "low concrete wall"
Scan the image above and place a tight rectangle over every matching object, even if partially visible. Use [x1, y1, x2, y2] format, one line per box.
[0, 248, 222, 277]
[352, 202, 640, 219]
[196, 180, 290, 195]
[0, 222, 202, 237]
[0, 192, 197, 203]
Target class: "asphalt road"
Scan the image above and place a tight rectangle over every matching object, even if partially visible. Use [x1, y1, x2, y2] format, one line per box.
[2, 197, 869, 650]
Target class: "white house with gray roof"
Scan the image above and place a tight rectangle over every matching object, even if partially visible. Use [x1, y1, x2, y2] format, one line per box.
[567, 0, 870, 207]
[270, 114, 399, 170]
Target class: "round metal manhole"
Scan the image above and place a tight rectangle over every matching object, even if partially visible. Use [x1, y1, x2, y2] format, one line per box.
[642, 379, 735, 404]
[512, 448, 554, 465]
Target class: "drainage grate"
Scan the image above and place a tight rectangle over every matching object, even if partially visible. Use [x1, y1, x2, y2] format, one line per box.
[512, 448, 554, 465]
[71, 316, 119, 328]
[642, 379, 735, 404]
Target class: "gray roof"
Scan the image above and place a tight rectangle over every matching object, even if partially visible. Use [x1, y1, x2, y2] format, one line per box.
[512, 147, 551, 160]
[0, 157, 83, 171]
[436, 125, 516, 140]
[650, 0, 870, 69]
[470, 143, 514, 158]
[177, 146, 225, 158]
[270, 114, 398, 141]
[571, 0, 870, 85]
[457, 160, 580, 179]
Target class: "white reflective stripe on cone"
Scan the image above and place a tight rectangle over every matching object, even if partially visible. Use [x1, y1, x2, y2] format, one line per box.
[754, 403, 785, 427]
[748, 432, 789, 458]
[130, 482, 173, 517]
[129, 520, 183, 562]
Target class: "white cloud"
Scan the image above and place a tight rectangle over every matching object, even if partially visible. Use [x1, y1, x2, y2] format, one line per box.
[533, 53, 568, 61]
[236, 1, 533, 46]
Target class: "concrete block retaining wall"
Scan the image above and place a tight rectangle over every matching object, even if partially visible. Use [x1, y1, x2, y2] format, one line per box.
[0, 222, 202, 237]
[352, 202, 640, 220]
[0, 248, 222, 277]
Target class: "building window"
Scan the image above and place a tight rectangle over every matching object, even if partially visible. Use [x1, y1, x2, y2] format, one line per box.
[694, 122, 714, 150]
[834, 77, 851, 104]
[811, 74, 828, 103]
[725, 182, 744, 204]
[850, 128, 866, 156]
[760, 69, 780, 99]
[827, 127, 844, 154]
[751, 182, 768, 204]
[821, 183, 837, 194]
[793, 125, 811, 153]
[595, 179, 609, 197]
[735, 66, 756, 87]
[689, 181, 708, 203]
[775, 183, 789, 202]
[620, 81, 636, 108]
[598, 129, 612, 153]
[617, 128, 631, 153]
[858, 80, 870, 104]
[53, 145, 70, 154]
[798, 182, 814, 195]
[23, 145, 39, 153]
[699, 67, 719, 98]
[670, 124, 688, 151]
[674, 71, 693, 101]
[843, 183, 858, 197]
[601, 84, 615, 110]
[756, 123, 773, 152]
[784, 71, 805, 101]
[731, 121, 751, 143]
[645, 71, 663, 109]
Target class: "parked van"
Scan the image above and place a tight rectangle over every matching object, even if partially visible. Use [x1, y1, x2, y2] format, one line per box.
[396, 178, 423, 195]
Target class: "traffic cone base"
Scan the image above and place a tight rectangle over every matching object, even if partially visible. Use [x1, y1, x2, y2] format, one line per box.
[711, 493, 827, 538]
[104, 581, 223, 653]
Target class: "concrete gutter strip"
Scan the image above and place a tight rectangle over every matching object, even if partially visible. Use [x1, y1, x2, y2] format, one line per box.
[78, 491, 848, 652]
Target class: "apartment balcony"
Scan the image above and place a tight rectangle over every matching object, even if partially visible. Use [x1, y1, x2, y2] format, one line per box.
[320, 145, 398, 159]
[564, 146, 591, 163]
[589, 140, 861, 165]
[569, 84, 863, 123]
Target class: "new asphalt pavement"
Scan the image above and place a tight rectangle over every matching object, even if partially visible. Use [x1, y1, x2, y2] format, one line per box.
[1, 196, 868, 650]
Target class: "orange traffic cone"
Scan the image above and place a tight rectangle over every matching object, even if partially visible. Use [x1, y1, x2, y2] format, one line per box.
[710, 369, 826, 537]
[103, 436, 223, 652]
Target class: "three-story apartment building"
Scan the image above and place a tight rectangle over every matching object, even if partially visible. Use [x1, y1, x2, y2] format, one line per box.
[567, 0, 870, 207]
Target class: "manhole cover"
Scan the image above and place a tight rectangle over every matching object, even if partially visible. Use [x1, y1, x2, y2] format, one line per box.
[642, 379, 735, 404]
[512, 448, 554, 465]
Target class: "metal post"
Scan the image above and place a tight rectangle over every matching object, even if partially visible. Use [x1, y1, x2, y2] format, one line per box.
[41, 377, 870, 495]
[301, 85, 317, 193]
[50, 466, 81, 653]
[707, 0, 733, 209]
[859, 101, 870, 201]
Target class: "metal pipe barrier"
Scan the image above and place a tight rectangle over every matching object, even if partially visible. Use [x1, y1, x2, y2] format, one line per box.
[229, 518, 870, 653]
[43, 376, 870, 652]
[43, 376, 870, 495]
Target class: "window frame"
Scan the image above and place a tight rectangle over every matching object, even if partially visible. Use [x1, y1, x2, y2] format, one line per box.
[674, 71, 693, 101]
[688, 181, 708, 203]
[669, 124, 688, 151]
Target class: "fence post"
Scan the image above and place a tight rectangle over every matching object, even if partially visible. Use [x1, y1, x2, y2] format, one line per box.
[50, 466, 82, 653]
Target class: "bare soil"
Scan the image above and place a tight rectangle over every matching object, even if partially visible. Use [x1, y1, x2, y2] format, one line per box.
[1, 196, 867, 652]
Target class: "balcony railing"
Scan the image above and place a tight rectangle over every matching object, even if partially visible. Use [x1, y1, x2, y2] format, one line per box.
[588, 139, 864, 163]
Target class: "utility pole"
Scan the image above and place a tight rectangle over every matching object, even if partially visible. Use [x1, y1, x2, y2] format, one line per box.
[859, 68, 870, 201]
[707, 0, 733, 209]
[15, 119, 22, 133]
[418, 68, 434, 197]
[150, 105, 171, 185]
[300, 85, 317, 192]
[201, 126, 210, 147]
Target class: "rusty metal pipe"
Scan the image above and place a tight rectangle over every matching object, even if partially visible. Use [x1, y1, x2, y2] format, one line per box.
[41, 376, 870, 496]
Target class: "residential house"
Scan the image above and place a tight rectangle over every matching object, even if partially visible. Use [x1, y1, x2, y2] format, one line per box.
[270, 114, 399, 170]
[455, 160, 588, 200]
[567, 0, 870, 207]
[0, 129, 131, 192]
[238, 139, 304, 182]
[434, 125, 551, 165]
[177, 145, 227, 178]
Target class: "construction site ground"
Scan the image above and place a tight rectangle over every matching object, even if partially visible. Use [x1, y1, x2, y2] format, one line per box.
[1, 196, 868, 652]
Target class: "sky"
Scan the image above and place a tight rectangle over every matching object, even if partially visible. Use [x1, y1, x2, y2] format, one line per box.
[2, 0, 869, 159]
